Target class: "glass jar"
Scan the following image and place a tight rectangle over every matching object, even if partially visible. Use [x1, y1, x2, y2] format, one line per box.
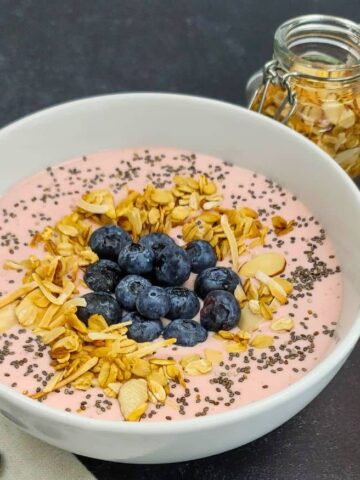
[247, 15, 360, 178]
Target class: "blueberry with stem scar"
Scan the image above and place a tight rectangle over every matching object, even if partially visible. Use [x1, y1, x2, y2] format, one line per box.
[89, 225, 131, 261]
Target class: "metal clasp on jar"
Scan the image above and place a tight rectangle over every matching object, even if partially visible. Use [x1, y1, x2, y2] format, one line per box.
[248, 59, 298, 124]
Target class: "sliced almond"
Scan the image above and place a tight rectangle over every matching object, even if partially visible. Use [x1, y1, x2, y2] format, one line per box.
[171, 206, 192, 222]
[238, 306, 262, 332]
[0, 302, 19, 333]
[0, 281, 37, 309]
[204, 348, 223, 364]
[259, 301, 273, 320]
[323, 100, 345, 125]
[225, 341, 247, 353]
[269, 297, 280, 314]
[118, 378, 148, 421]
[251, 334, 274, 349]
[239, 252, 286, 277]
[234, 284, 247, 307]
[180, 354, 201, 369]
[150, 189, 174, 205]
[77, 198, 109, 214]
[220, 215, 239, 271]
[125, 403, 148, 422]
[270, 318, 294, 332]
[338, 107, 356, 129]
[147, 379, 166, 403]
[184, 358, 212, 375]
[130, 358, 151, 377]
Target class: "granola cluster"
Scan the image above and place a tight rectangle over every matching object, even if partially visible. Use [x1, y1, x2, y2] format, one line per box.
[0, 174, 296, 421]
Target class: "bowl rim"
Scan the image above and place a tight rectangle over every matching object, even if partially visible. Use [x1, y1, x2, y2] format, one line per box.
[0, 91, 359, 433]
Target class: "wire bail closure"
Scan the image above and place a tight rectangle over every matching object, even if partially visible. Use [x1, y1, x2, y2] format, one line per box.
[248, 58, 360, 125]
[248, 59, 298, 124]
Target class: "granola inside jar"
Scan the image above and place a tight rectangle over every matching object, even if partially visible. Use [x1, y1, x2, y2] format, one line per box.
[248, 15, 360, 178]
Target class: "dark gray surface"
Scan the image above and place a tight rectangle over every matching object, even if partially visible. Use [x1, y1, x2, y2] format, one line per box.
[0, 1, 359, 479]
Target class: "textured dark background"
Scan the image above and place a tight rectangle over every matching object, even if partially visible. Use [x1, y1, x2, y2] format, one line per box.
[0, 1, 359, 479]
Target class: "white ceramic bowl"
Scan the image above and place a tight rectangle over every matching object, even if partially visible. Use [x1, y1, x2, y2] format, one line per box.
[0, 93, 359, 463]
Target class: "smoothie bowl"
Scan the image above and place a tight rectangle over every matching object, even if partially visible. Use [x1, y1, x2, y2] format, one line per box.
[0, 93, 359, 463]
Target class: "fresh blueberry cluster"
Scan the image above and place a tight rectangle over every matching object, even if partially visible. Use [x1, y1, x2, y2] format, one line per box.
[80, 225, 242, 346]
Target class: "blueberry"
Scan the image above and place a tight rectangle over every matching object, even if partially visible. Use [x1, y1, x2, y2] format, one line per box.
[163, 319, 207, 346]
[89, 225, 131, 261]
[76, 292, 122, 325]
[165, 287, 200, 320]
[194, 267, 240, 299]
[118, 243, 155, 275]
[136, 286, 170, 319]
[139, 233, 175, 255]
[115, 275, 152, 311]
[185, 240, 217, 273]
[154, 245, 191, 286]
[123, 312, 163, 343]
[84, 259, 122, 293]
[200, 290, 240, 332]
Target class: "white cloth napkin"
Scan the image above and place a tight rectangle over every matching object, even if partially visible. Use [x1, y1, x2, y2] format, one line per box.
[0, 415, 95, 480]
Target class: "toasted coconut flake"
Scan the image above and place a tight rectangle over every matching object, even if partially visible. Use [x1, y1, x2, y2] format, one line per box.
[38, 303, 61, 328]
[87, 332, 126, 341]
[0, 282, 37, 309]
[43, 371, 64, 393]
[103, 321, 132, 332]
[3, 260, 24, 271]
[42, 326, 66, 344]
[88, 314, 108, 331]
[33, 274, 75, 305]
[127, 338, 176, 358]
[221, 215, 239, 271]
[149, 358, 176, 366]
[31, 357, 98, 399]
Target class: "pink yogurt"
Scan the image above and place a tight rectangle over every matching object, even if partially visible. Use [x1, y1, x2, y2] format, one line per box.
[0, 148, 342, 422]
